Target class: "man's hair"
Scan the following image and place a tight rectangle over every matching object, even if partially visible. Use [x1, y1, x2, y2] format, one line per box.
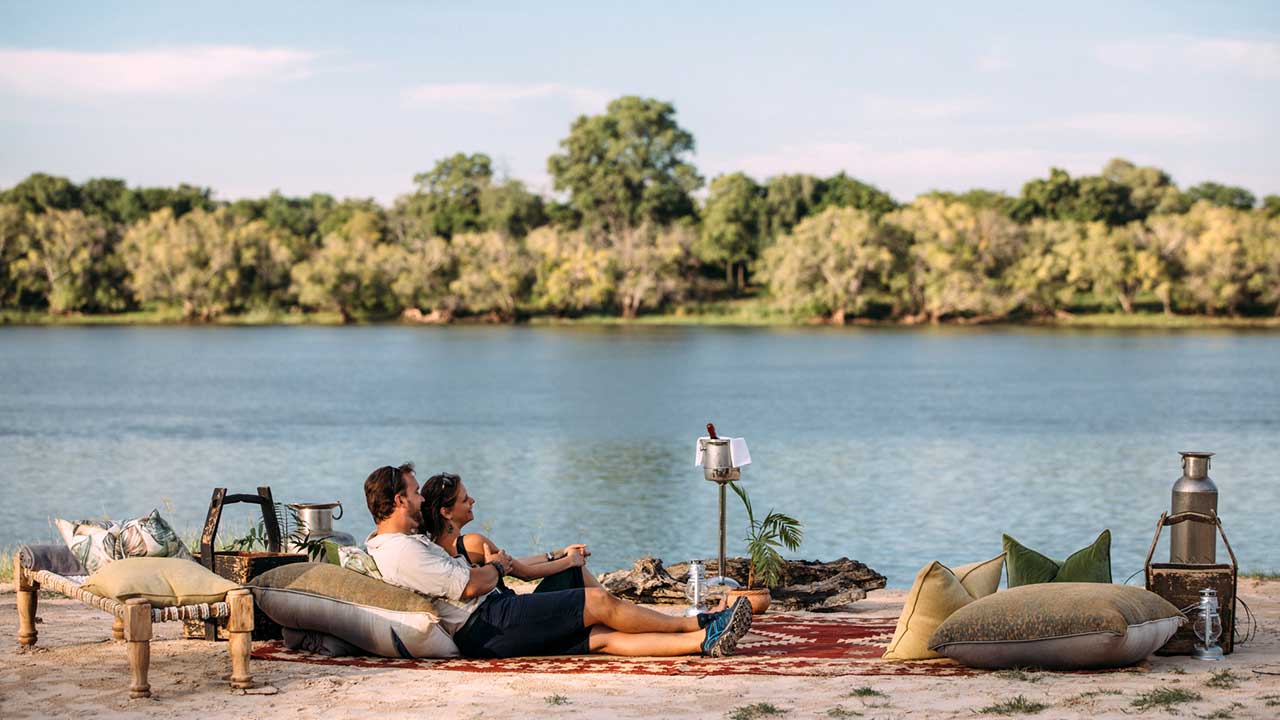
[364, 465, 407, 523]
[420, 472, 462, 539]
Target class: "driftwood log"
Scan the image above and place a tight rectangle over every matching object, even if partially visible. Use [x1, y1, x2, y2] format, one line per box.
[599, 557, 887, 612]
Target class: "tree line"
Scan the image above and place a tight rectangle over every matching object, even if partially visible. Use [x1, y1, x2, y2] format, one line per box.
[2, 95, 1278, 323]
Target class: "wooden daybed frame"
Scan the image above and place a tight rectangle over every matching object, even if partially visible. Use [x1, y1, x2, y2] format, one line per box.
[14, 547, 255, 698]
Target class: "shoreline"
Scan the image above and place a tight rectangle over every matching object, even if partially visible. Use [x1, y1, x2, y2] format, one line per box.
[4, 309, 1280, 330]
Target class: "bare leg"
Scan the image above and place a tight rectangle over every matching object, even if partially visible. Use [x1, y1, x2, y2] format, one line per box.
[581, 567, 603, 589]
[581, 588, 699, 634]
[588, 626, 705, 656]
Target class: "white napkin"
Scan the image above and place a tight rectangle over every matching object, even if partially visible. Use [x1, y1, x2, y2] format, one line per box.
[694, 437, 751, 467]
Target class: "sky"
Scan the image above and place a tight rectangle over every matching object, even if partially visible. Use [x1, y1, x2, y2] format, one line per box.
[1, 1, 1277, 205]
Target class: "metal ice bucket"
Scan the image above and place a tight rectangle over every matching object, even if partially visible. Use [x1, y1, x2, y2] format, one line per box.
[700, 438, 741, 482]
[290, 502, 343, 537]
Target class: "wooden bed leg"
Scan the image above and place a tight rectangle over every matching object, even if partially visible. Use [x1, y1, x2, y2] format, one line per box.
[112, 616, 125, 642]
[123, 599, 152, 699]
[227, 589, 255, 689]
[15, 557, 38, 647]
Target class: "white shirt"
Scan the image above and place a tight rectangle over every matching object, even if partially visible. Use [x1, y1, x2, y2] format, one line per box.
[364, 531, 495, 635]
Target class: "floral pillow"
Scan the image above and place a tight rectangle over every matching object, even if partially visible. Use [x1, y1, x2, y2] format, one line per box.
[338, 545, 383, 580]
[117, 510, 193, 561]
[54, 519, 119, 574]
[55, 509, 193, 574]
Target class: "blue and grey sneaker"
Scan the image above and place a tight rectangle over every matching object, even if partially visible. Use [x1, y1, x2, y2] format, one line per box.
[701, 597, 753, 657]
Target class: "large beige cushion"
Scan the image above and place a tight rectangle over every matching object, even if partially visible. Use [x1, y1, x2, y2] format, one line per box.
[929, 583, 1184, 670]
[249, 563, 459, 659]
[81, 557, 239, 607]
[882, 554, 1005, 661]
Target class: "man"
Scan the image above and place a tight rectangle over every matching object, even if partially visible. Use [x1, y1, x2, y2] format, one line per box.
[362, 464, 752, 659]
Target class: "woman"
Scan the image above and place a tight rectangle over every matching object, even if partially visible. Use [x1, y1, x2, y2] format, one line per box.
[414, 468, 602, 593]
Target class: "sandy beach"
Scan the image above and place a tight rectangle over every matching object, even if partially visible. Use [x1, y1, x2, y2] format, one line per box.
[3, 579, 1277, 719]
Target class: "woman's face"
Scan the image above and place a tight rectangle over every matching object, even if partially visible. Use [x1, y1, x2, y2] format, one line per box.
[444, 480, 476, 530]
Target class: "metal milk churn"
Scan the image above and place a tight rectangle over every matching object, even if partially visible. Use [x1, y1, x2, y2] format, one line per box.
[1170, 451, 1218, 564]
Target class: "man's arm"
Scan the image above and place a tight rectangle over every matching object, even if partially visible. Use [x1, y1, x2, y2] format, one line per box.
[459, 546, 514, 599]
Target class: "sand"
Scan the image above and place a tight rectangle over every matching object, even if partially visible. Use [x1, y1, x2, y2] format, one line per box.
[3, 580, 1278, 719]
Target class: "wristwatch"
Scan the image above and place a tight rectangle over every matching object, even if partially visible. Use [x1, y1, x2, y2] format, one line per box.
[489, 560, 506, 579]
[545, 551, 556, 562]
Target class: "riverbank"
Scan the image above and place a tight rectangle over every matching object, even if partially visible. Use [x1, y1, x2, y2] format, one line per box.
[4, 303, 1280, 330]
[3, 580, 1277, 719]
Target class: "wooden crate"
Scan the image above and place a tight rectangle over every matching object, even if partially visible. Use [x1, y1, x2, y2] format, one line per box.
[1143, 510, 1239, 656]
[184, 551, 308, 640]
[1147, 563, 1236, 655]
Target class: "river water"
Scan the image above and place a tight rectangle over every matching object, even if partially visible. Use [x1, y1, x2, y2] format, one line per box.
[1, 325, 1276, 587]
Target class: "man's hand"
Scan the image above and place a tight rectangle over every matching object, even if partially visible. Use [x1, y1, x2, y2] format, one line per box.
[484, 545, 513, 574]
[563, 544, 588, 568]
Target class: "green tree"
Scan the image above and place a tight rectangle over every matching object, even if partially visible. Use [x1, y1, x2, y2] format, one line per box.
[612, 223, 695, 318]
[135, 184, 215, 218]
[0, 204, 27, 307]
[121, 208, 293, 319]
[763, 174, 823, 242]
[1185, 182, 1256, 211]
[886, 198, 1025, 322]
[759, 206, 900, 323]
[479, 179, 547, 238]
[290, 210, 404, 322]
[526, 226, 614, 314]
[2, 173, 82, 214]
[698, 172, 765, 290]
[924, 189, 1017, 215]
[449, 231, 529, 320]
[1001, 219, 1074, 318]
[1242, 213, 1280, 314]
[402, 153, 494, 239]
[12, 209, 122, 313]
[1176, 203, 1255, 314]
[1262, 195, 1280, 219]
[816, 173, 898, 218]
[1101, 158, 1188, 217]
[80, 178, 147, 225]
[1054, 221, 1167, 313]
[548, 96, 702, 231]
[392, 235, 458, 320]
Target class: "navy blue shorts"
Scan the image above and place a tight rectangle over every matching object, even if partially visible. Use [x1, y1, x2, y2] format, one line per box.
[453, 588, 590, 659]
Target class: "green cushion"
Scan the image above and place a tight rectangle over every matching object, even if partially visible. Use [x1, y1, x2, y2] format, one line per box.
[1003, 530, 1111, 587]
[81, 557, 239, 607]
[928, 583, 1184, 670]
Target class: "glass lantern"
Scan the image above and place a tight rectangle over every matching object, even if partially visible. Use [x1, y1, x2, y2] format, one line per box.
[1190, 588, 1224, 661]
[683, 560, 710, 616]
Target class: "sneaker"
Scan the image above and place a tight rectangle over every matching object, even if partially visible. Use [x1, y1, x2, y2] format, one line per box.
[701, 597, 753, 657]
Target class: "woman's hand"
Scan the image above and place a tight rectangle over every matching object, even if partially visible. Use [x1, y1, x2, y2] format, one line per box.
[563, 544, 588, 568]
[483, 545, 514, 574]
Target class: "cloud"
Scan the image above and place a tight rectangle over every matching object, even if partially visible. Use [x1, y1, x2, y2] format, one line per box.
[1096, 35, 1280, 79]
[401, 82, 610, 112]
[1058, 112, 1216, 143]
[0, 46, 317, 99]
[860, 95, 991, 120]
[728, 142, 1109, 198]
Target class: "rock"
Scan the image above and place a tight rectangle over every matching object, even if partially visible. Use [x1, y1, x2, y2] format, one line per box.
[599, 556, 887, 612]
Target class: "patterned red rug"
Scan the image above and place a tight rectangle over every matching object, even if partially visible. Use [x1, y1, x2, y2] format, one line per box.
[252, 615, 975, 677]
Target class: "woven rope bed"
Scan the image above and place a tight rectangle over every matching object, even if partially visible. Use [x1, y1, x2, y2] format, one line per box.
[15, 546, 255, 699]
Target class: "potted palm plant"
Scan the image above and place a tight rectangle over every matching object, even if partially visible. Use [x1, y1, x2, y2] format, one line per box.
[726, 482, 803, 614]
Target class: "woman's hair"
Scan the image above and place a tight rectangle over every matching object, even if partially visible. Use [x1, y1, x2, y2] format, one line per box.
[363, 465, 404, 523]
[420, 472, 461, 538]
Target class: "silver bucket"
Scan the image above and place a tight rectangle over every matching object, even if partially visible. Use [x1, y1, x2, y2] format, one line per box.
[700, 438, 741, 482]
[290, 502, 343, 537]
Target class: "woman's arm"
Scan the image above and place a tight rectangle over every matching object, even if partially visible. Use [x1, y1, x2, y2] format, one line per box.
[460, 534, 586, 581]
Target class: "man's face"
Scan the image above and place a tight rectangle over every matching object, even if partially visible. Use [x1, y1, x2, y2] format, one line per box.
[399, 471, 424, 531]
